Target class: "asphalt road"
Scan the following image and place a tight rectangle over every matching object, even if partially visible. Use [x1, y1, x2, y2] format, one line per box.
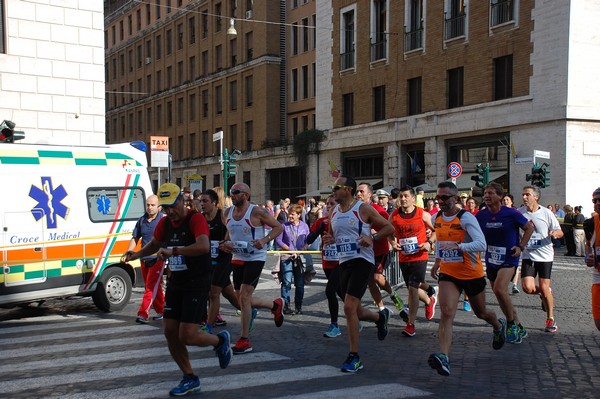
[0, 250, 599, 399]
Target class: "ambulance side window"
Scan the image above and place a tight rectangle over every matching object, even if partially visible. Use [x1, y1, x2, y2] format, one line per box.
[87, 187, 146, 222]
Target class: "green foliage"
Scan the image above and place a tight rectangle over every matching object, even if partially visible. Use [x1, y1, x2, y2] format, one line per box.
[293, 129, 326, 166]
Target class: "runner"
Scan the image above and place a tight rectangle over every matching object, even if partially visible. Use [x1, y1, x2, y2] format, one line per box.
[584, 187, 600, 331]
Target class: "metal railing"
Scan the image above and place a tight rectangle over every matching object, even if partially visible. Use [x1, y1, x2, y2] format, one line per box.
[445, 13, 466, 40]
[404, 26, 423, 52]
[370, 39, 387, 62]
[491, 0, 514, 26]
[340, 49, 355, 70]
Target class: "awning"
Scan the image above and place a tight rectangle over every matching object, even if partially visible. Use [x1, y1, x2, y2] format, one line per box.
[296, 188, 332, 198]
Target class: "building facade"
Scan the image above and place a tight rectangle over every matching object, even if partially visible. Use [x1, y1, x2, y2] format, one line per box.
[0, 1, 105, 145]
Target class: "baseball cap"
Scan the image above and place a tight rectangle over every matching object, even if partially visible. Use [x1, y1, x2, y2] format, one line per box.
[375, 189, 390, 197]
[157, 183, 181, 207]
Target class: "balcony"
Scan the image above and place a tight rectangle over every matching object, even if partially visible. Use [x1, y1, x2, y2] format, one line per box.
[491, 0, 514, 26]
[445, 13, 466, 40]
[340, 49, 355, 70]
[404, 26, 423, 52]
[370, 39, 387, 62]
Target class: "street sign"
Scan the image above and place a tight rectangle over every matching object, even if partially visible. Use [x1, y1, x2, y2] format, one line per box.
[534, 150, 550, 159]
[213, 131, 223, 141]
[448, 162, 463, 178]
[150, 135, 169, 168]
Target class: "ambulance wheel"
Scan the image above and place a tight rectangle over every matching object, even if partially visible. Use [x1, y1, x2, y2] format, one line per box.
[92, 267, 132, 312]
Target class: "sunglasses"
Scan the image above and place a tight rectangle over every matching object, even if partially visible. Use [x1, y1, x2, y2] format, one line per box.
[230, 189, 247, 195]
[435, 194, 456, 202]
[593, 198, 600, 204]
[331, 184, 351, 191]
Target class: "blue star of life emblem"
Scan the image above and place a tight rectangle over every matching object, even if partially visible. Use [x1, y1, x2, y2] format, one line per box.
[96, 195, 111, 215]
[29, 177, 69, 229]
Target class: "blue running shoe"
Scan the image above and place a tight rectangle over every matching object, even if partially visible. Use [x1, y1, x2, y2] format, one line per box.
[215, 331, 232, 369]
[169, 375, 200, 396]
[519, 324, 528, 340]
[376, 308, 390, 341]
[249, 308, 258, 333]
[340, 354, 363, 373]
[463, 300, 472, 312]
[324, 323, 341, 338]
[428, 353, 450, 376]
[506, 323, 522, 344]
[493, 318, 507, 350]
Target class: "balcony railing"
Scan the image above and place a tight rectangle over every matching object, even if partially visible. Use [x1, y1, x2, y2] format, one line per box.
[491, 0, 514, 26]
[340, 49, 355, 70]
[370, 39, 387, 62]
[445, 13, 466, 40]
[404, 26, 423, 52]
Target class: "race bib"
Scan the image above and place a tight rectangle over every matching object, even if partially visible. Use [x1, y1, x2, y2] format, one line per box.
[487, 245, 507, 266]
[438, 241, 463, 263]
[210, 240, 220, 259]
[400, 237, 419, 255]
[336, 236, 360, 257]
[322, 243, 339, 261]
[231, 241, 254, 254]
[526, 233, 543, 249]
[168, 254, 188, 271]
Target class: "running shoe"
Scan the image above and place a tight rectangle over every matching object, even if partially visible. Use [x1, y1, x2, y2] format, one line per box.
[200, 323, 212, 334]
[428, 353, 450, 376]
[249, 308, 258, 333]
[425, 295, 437, 320]
[272, 298, 285, 327]
[152, 314, 164, 321]
[399, 305, 409, 323]
[511, 283, 520, 294]
[463, 300, 472, 312]
[214, 331, 232, 369]
[135, 316, 148, 324]
[358, 321, 364, 333]
[544, 318, 558, 333]
[231, 338, 253, 354]
[376, 308, 390, 341]
[214, 313, 227, 326]
[324, 323, 341, 338]
[391, 291, 404, 311]
[169, 375, 200, 396]
[493, 318, 507, 350]
[506, 323, 522, 344]
[402, 322, 415, 337]
[519, 324, 528, 339]
[340, 354, 363, 373]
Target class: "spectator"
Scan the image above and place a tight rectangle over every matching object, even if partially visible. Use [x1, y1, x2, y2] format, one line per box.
[563, 205, 575, 256]
[574, 206, 586, 257]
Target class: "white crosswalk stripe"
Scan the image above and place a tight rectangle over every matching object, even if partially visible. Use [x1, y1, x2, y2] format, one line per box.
[0, 313, 432, 398]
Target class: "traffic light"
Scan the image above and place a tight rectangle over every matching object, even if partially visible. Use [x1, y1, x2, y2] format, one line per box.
[526, 162, 550, 188]
[471, 163, 489, 189]
[223, 148, 241, 194]
[0, 120, 25, 143]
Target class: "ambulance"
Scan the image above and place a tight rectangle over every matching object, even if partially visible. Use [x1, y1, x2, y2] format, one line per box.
[0, 140, 154, 311]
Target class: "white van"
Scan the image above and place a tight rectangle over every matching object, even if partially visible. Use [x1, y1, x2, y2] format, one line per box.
[0, 141, 154, 311]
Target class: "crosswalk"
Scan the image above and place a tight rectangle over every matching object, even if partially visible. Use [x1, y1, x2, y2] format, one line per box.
[0, 313, 432, 399]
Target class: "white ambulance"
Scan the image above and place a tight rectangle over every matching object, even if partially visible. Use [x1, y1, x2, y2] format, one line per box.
[0, 140, 154, 311]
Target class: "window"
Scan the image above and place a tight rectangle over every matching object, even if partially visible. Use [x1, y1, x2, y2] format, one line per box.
[231, 0, 237, 17]
[189, 56, 196, 80]
[177, 61, 183, 84]
[405, 0, 424, 51]
[245, 75, 253, 106]
[494, 55, 513, 100]
[268, 168, 307, 205]
[137, 110, 143, 134]
[302, 115, 309, 131]
[344, 152, 384, 180]
[291, 23, 298, 55]
[202, 89, 209, 117]
[408, 77, 422, 115]
[491, 0, 514, 26]
[146, 74, 152, 92]
[215, 85, 223, 114]
[156, 70, 162, 91]
[343, 93, 354, 126]
[177, 97, 184, 124]
[447, 67, 464, 108]
[215, 3, 222, 32]
[190, 133, 196, 157]
[167, 66, 172, 88]
[292, 118, 298, 136]
[216, 45, 222, 71]
[189, 93, 196, 121]
[119, 20, 124, 41]
[230, 38, 237, 66]
[111, 25, 116, 45]
[136, 9, 141, 31]
[245, 120, 253, 151]
[202, 51, 209, 76]
[136, 45, 142, 68]
[201, 12, 208, 39]
[301, 65, 309, 99]
[177, 23, 183, 50]
[146, 107, 152, 131]
[156, 0, 161, 19]
[445, 0, 467, 40]
[156, 104, 162, 129]
[166, 29, 172, 55]
[87, 187, 145, 222]
[302, 18, 309, 52]
[202, 130, 209, 156]
[373, 85, 386, 121]
[156, 35, 162, 59]
[178, 136, 183, 160]
[340, 8, 355, 70]
[128, 15, 132, 36]
[189, 17, 196, 44]
[167, 101, 173, 127]
[246, 32, 253, 61]
[291, 69, 298, 101]
[146, 4, 151, 25]
[371, 0, 387, 61]
[230, 80, 238, 111]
